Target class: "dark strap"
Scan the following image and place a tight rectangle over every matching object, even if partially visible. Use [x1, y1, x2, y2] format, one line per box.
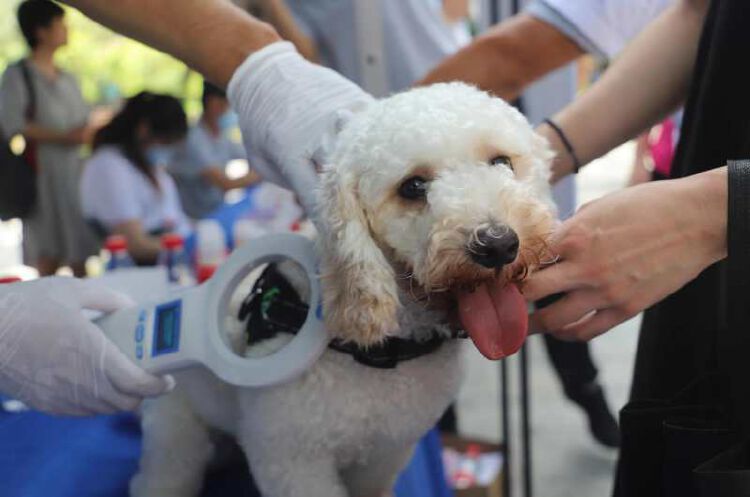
[19, 60, 36, 122]
[329, 334, 449, 369]
[725, 160, 750, 436]
[0, 61, 35, 143]
[16, 60, 38, 172]
[543, 118, 581, 173]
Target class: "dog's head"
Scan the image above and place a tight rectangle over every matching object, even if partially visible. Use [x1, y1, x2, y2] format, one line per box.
[318, 83, 556, 347]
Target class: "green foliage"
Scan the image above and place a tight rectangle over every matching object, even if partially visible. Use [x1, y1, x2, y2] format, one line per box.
[0, 0, 203, 118]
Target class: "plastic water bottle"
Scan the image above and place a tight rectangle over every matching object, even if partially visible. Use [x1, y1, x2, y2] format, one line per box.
[195, 220, 227, 283]
[158, 233, 192, 285]
[103, 235, 135, 271]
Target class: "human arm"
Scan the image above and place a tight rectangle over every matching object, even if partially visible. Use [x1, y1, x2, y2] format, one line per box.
[201, 167, 261, 191]
[420, 13, 584, 100]
[539, 0, 709, 182]
[111, 220, 162, 265]
[523, 166, 727, 340]
[0, 65, 92, 145]
[227, 42, 373, 212]
[23, 123, 92, 146]
[83, 152, 168, 263]
[62, 1, 371, 213]
[61, 0, 281, 87]
[178, 128, 260, 192]
[0, 277, 173, 416]
[256, 0, 319, 62]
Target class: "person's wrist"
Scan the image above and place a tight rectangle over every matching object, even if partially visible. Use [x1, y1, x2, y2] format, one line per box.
[63, 129, 82, 145]
[681, 167, 728, 264]
[536, 122, 576, 183]
[227, 41, 300, 103]
[194, 15, 281, 87]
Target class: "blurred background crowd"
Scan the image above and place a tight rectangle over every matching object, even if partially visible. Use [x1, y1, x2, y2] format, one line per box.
[0, 1, 682, 495]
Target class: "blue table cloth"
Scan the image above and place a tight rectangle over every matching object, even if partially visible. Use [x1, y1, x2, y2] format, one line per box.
[0, 404, 451, 497]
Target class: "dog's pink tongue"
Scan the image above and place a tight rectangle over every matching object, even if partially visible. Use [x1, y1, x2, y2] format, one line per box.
[457, 282, 528, 360]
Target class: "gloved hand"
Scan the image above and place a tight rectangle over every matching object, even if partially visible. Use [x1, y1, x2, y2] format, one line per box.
[0, 277, 174, 416]
[227, 41, 374, 214]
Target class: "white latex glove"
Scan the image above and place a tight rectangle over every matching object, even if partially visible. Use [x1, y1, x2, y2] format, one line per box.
[0, 277, 174, 416]
[227, 41, 374, 214]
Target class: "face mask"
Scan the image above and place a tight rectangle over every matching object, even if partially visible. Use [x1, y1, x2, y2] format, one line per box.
[217, 111, 239, 132]
[145, 145, 175, 166]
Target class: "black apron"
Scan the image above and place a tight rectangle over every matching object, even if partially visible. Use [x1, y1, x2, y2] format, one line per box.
[614, 1, 750, 496]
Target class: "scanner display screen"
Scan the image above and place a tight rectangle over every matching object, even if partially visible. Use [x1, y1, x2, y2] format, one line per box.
[153, 300, 181, 356]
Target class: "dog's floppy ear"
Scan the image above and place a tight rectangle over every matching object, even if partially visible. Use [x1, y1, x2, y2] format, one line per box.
[318, 166, 401, 345]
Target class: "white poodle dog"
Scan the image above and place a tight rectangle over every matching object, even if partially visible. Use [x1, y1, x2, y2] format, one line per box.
[130, 83, 556, 497]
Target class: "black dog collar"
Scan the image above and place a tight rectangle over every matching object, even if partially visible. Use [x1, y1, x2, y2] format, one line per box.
[239, 264, 465, 369]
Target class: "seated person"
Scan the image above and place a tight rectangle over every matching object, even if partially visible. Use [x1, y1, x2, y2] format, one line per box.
[169, 82, 260, 219]
[80, 92, 191, 265]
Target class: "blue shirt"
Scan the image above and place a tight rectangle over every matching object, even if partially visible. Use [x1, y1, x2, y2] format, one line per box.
[168, 123, 246, 219]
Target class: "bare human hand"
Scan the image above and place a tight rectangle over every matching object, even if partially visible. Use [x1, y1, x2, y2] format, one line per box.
[523, 167, 727, 341]
[65, 125, 95, 145]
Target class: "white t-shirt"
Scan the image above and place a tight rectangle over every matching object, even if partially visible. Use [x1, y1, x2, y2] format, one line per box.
[286, 0, 471, 93]
[81, 146, 191, 236]
[529, 0, 675, 59]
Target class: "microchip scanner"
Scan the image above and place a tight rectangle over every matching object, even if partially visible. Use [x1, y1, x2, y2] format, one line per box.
[95, 233, 328, 387]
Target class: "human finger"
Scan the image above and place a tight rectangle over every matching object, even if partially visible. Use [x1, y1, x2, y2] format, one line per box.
[521, 261, 585, 302]
[529, 289, 604, 334]
[101, 387, 143, 413]
[44, 397, 102, 417]
[104, 344, 173, 398]
[76, 395, 120, 416]
[552, 308, 629, 342]
[76, 281, 136, 313]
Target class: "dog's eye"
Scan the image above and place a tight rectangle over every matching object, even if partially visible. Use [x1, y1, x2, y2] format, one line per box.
[489, 155, 513, 170]
[398, 176, 428, 200]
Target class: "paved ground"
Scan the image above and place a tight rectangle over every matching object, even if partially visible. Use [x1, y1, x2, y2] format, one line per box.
[457, 143, 639, 497]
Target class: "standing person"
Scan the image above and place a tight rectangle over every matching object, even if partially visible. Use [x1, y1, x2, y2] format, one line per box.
[169, 82, 260, 220]
[422, 0, 672, 447]
[80, 92, 191, 265]
[0, 0, 97, 277]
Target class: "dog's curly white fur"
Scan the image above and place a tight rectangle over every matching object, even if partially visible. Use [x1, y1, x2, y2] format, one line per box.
[131, 83, 556, 497]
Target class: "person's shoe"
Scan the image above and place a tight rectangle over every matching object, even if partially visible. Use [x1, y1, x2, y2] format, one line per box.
[567, 382, 621, 448]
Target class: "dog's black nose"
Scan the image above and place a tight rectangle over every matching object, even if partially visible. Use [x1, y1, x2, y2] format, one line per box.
[468, 225, 519, 269]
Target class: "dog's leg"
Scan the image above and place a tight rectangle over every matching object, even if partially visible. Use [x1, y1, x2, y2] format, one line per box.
[242, 444, 348, 497]
[342, 447, 415, 497]
[130, 393, 214, 497]
[251, 457, 349, 497]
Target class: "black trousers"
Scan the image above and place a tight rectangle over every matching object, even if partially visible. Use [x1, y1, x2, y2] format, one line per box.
[438, 335, 599, 433]
[542, 334, 599, 399]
